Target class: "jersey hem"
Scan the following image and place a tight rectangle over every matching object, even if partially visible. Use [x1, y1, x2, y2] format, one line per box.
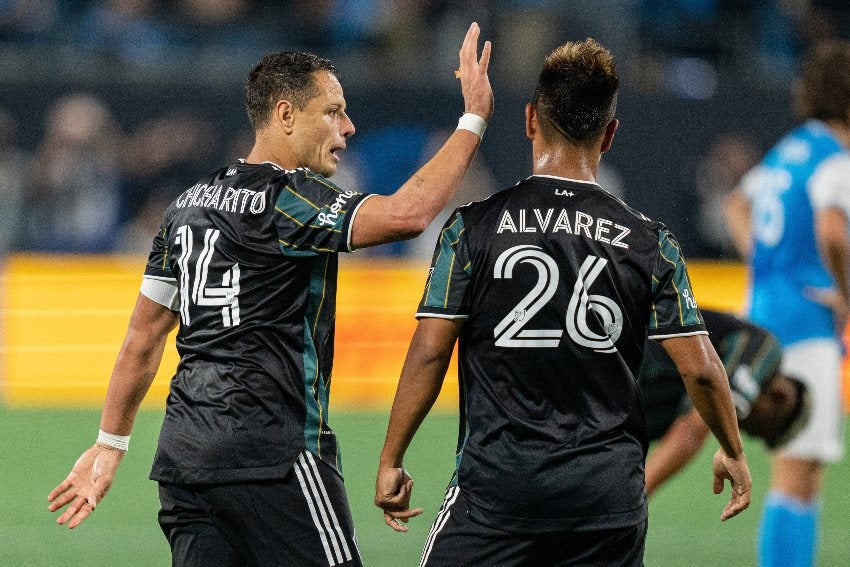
[414, 312, 469, 320]
[647, 329, 707, 340]
[464, 492, 648, 535]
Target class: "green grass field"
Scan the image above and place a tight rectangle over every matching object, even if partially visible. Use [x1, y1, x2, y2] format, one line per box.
[3, 406, 849, 566]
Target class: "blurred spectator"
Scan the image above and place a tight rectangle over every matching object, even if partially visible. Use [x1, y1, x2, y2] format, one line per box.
[116, 195, 171, 254]
[0, 109, 28, 258]
[20, 93, 125, 252]
[76, 0, 173, 61]
[0, 0, 62, 44]
[121, 109, 217, 216]
[694, 132, 759, 257]
[171, 0, 262, 54]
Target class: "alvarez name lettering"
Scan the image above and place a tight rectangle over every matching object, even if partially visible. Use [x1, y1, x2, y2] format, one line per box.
[497, 208, 631, 249]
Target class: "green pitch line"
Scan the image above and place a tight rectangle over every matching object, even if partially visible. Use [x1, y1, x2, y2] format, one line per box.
[3, 407, 849, 566]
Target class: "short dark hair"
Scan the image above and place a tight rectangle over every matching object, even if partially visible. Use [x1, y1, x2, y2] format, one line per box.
[532, 38, 619, 145]
[245, 52, 337, 130]
[797, 40, 850, 126]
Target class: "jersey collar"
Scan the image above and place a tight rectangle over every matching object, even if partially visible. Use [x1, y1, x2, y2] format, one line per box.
[528, 174, 600, 187]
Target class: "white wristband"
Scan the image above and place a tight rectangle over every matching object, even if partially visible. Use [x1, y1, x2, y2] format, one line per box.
[97, 429, 130, 451]
[457, 113, 487, 139]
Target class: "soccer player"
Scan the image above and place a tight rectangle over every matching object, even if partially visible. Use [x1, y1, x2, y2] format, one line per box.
[47, 23, 493, 567]
[725, 40, 850, 567]
[374, 38, 751, 567]
[641, 309, 810, 497]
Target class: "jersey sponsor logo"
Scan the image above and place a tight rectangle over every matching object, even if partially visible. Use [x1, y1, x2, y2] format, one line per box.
[496, 208, 630, 249]
[175, 183, 267, 214]
[682, 288, 698, 309]
[492, 246, 623, 352]
[555, 189, 575, 197]
[226, 167, 238, 176]
[317, 190, 358, 227]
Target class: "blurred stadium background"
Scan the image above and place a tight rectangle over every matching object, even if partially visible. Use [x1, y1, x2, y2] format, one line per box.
[2, 1, 850, 565]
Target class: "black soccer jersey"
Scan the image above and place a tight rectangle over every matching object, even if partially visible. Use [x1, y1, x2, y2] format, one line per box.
[639, 309, 783, 442]
[143, 161, 371, 484]
[417, 175, 705, 534]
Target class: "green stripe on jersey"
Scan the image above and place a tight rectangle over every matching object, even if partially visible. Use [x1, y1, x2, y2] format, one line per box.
[423, 213, 466, 308]
[301, 255, 339, 473]
[654, 231, 701, 327]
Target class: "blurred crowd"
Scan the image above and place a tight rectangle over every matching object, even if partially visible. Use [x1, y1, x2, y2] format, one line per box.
[1, 0, 849, 258]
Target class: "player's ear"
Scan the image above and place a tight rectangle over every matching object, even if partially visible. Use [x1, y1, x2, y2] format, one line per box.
[525, 103, 536, 141]
[273, 99, 296, 134]
[600, 118, 619, 153]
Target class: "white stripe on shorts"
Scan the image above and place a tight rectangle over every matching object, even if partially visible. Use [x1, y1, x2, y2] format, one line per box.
[294, 451, 351, 566]
[303, 452, 354, 562]
[419, 486, 460, 567]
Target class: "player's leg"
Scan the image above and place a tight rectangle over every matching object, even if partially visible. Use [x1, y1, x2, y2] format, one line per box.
[200, 451, 362, 567]
[157, 483, 242, 567]
[758, 338, 845, 567]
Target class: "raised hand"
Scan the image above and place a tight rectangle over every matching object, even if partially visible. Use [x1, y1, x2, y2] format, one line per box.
[48, 444, 124, 529]
[457, 22, 493, 122]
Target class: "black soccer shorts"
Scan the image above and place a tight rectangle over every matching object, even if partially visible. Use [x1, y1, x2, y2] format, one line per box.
[419, 486, 647, 567]
[158, 450, 362, 567]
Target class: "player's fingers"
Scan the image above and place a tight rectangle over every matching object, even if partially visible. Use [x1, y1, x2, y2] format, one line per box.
[48, 488, 79, 512]
[385, 512, 408, 532]
[478, 40, 492, 75]
[392, 507, 423, 520]
[47, 477, 73, 502]
[67, 501, 94, 529]
[56, 496, 86, 525]
[712, 474, 724, 495]
[721, 496, 746, 521]
[459, 23, 479, 69]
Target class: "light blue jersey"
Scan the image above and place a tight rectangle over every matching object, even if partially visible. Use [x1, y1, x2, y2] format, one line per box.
[741, 120, 848, 346]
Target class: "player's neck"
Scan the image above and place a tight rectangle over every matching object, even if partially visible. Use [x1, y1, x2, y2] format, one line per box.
[244, 131, 296, 168]
[531, 141, 601, 183]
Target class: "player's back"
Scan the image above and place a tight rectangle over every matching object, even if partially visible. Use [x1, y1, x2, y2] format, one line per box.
[420, 175, 703, 533]
[742, 120, 844, 344]
[144, 161, 368, 484]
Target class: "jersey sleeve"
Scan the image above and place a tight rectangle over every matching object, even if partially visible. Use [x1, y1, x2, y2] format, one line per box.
[141, 218, 180, 310]
[808, 153, 850, 216]
[273, 168, 372, 255]
[647, 229, 706, 339]
[416, 211, 472, 319]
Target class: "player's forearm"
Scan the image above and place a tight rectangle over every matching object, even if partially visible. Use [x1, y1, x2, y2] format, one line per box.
[384, 129, 482, 241]
[100, 332, 168, 435]
[379, 367, 446, 469]
[682, 371, 744, 459]
[817, 210, 850, 300]
[100, 296, 178, 435]
[379, 323, 456, 468]
[645, 411, 710, 496]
